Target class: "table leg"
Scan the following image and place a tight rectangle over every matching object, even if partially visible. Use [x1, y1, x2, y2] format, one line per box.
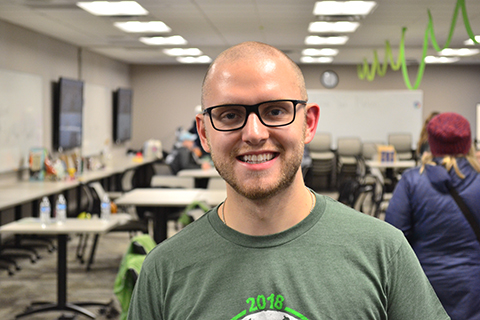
[15, 234, 97, 319]
[152, 208, 168, 243]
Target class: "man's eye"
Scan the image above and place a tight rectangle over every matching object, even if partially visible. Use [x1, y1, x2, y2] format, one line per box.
[269, 109, 284, 116]
[218, 110, 242, 122]
[224, 112, 238, 120]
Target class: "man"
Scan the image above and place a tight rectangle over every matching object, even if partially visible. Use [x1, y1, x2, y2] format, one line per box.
[128, 42, 449, 319]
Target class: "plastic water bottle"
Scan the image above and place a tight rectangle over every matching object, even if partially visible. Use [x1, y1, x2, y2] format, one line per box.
[39, 196, 51, 226]
[55, 194, 67, 224]
[100, 193, 111, 221]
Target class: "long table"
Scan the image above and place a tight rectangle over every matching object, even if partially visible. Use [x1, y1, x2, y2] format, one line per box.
[0, 218, 119, 319]
[366, 160, 416, 191]
[0, 156, 160, 213]
[115, 188, 226, 243]
[365, 160, 416, 170]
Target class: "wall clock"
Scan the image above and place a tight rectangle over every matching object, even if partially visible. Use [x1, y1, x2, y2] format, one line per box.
[320, 70, 339, 89]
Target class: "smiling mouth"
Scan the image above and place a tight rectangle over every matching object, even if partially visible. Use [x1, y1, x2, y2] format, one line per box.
[239, 153, 277, 164]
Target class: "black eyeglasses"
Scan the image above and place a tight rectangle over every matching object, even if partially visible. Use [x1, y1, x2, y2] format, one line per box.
[202, 99, 307, 132]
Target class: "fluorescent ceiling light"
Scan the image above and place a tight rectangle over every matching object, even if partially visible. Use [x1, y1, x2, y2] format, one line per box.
[309, 21, 359, 33]
[305, 35, 348, 45]
[424, 56, 459, 64]
[177, 56, 212, 64]
[140, 35, 187, 45]
[464, 36, 480, 45]
[302, 48, 339, 56]
[163, 48, 203, 56]
[114, 21, 171, 33]
[440, 48, 480, 56]
[300, 56, 334, 63]
[313, 1, 376, 16]
[77, 1, 148, 16]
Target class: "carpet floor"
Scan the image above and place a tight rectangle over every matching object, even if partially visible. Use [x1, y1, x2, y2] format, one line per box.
[0, 232, 132, 320]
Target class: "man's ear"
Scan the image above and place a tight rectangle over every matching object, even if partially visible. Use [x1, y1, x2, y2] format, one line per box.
[304, 103, 320, 144]
[196, 114, 211, 153]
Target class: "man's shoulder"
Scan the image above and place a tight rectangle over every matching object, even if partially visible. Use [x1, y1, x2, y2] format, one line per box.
[319, 194, 405, 243]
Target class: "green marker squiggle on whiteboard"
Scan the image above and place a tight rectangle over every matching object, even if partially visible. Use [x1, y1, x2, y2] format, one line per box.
[357, 0, 479, 90]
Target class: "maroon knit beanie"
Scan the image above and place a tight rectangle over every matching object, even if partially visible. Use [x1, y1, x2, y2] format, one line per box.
[427, 112, 471, 156]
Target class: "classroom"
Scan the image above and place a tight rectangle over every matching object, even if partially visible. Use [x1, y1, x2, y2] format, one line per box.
[1, 0, 480, 319]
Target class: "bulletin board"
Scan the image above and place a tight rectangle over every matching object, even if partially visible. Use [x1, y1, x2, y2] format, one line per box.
[308, 90, 423, 149]
[0, 68, 43, 173]
[82, 83, 112, 157]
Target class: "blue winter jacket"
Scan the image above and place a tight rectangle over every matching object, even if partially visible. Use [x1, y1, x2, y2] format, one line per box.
[385, 158, 480, 320]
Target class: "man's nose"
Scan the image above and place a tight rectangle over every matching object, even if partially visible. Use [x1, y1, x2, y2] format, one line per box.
[241, 112, 269, 144]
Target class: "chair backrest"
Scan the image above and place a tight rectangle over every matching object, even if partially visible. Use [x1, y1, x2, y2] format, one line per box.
[362, 142, 380, 160]
[88, 181, 107, 214]
[120, 169, 136, 192]
[70, 184, 94, 217]
[337, 137, 362, 157]
[131, 164, 156, 188]
[388, 133, 412, 153]
[309, 133, 331, 152]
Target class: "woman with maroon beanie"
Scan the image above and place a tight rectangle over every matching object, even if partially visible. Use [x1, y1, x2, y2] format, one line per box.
[386, 112, 480, 320]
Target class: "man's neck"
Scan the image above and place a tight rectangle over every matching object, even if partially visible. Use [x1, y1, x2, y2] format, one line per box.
[220, 175, 314, 236]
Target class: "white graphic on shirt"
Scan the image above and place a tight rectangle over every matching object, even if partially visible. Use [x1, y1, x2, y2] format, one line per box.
[240, 310, 300, 319]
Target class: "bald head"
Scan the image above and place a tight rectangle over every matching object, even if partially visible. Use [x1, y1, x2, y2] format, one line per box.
[201, 41, 307, 108]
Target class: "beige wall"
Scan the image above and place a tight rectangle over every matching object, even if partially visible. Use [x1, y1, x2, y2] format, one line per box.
[130, 64, 208, 150]
[131, 63, 480, 151]
[1, 18, 479, 167]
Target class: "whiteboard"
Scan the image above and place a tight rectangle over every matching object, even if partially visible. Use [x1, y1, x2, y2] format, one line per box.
[0, 68, 43, 173]
[308, 90, 423, 149]
[82, 83, 112, 156]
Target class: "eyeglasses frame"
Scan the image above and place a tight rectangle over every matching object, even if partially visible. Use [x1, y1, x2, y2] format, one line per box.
[202, 99, 308, 132]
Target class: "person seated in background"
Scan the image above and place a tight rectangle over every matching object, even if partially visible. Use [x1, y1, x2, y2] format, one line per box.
[385, 112, 480, 320]
[165, 129, 207, 174]
[416, 111, 439, 158]
[128, 41, 449, 319]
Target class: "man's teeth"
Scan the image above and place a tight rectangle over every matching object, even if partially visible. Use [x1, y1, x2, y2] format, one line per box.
[242, 153, 274, 164]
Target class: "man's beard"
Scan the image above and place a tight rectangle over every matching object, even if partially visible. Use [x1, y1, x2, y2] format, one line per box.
[209, 140, 305, 201]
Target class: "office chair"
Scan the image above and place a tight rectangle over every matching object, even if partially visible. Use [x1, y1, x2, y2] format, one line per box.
[388, 133, 414, 160]
[362, 142, 383, 160]
[307, 133, 336, 190]
[353, 172, 386, 218]
[336, 137, 362, 187]
[0, 202, 55, 271]
[82, 181, 149, 271]
[107, 168, 136, 201]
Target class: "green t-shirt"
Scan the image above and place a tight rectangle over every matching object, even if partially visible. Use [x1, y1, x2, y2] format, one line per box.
[128, 194, 449, 320]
